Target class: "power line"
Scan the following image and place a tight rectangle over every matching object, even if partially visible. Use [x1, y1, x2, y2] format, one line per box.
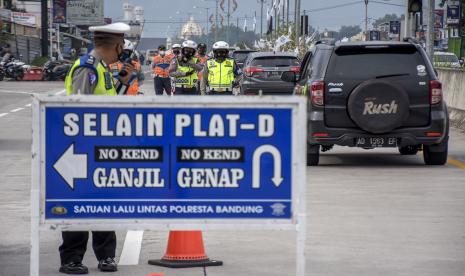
[307, 1, 362, 13]
[371, 0, 405, 7]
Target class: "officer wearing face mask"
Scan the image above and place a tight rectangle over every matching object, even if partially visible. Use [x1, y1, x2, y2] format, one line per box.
[200, 41, 242, 95]
[65, 23, 134, 96]
[171, 43, 181, 57]
[152, 44, 174, 95]
[169, 40, 203, 95]
[61, 23, 133, 275]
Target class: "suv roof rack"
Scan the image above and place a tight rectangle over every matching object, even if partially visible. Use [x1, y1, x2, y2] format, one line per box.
[403, 37, 420, 44]
[315, 39, 336, 46]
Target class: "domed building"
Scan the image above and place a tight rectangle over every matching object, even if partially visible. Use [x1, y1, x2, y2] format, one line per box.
[180, 16, 203, 39]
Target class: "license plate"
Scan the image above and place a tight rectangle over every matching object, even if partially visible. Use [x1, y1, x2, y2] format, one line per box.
[267, 71, 281, 77]
[355, 137, 397, 148]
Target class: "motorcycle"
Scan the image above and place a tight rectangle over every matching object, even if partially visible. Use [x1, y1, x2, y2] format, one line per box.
[0, 63, 4, 81]
[43, 60, 71, 81]
[1, 58, 25, 81]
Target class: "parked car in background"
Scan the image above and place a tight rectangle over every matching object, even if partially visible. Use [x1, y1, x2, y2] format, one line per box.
[241, 52, 300, 95]
[433, 52, 461, 68]
[145, 49, 158, 65]
[231, 49, 258, 68]
[282, 41, 449, 166]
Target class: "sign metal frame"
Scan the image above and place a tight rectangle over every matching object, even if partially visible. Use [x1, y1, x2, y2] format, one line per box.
[31, 95, 307, 276]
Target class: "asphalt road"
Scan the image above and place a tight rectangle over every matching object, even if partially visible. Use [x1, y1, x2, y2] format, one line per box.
[0, 79, 464, 276]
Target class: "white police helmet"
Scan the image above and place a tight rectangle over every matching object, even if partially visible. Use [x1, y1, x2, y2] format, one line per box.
[182, 40, 198, 50]
[172, 43, 181, 49]
[212, 41, 230, 51]
[124, 39, 135, 51]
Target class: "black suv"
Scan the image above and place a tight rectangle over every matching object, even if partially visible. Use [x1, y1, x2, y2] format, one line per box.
[282, 41, 449, 166]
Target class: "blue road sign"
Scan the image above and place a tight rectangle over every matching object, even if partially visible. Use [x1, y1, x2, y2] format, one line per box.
[43, 100, 297, 221]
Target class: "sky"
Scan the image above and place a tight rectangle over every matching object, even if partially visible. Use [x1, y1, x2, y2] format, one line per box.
[104, 0, 407, 38]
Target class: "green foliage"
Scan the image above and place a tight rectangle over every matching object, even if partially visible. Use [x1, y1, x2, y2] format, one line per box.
[372, 14, 402, 29]
[337, 25, 362, 40]
[0, 33, 13, 44]
[30, 56, 49, 67]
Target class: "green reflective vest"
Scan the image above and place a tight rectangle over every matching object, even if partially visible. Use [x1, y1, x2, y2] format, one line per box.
[207, 58, 235, 91]
[65, 55, 117, 96]
[174, 57, 199, 88]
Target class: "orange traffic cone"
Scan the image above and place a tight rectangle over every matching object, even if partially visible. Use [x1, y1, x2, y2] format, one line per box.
[148, 231, 223, 268]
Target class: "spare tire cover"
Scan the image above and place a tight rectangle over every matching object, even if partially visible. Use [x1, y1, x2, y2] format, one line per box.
[348, 79, 410, 134]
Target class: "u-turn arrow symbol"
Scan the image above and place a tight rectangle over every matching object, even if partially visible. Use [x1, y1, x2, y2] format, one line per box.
[252, 145, 283, 189]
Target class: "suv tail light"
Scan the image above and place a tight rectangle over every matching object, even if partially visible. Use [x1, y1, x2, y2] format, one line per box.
[430, 80, 442, 105]
[244, 67, 264, 77]
[290, 66, 300, 73]
[311, 81, 325, 106]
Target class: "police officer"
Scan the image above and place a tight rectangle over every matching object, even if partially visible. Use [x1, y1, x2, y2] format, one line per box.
[200, 41, 242, 95]
[152, 44, 174, 95]
[110, 39, 144, 95]
[61, 22, 134, 275]
[169, 40, 203, 95]
[171, 43, 181, 57]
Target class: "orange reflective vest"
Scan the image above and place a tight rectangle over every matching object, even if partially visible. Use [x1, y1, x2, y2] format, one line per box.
[196, 54, 209, 80]
[153, 54, 173, 78]
[110, 61, 141, 96]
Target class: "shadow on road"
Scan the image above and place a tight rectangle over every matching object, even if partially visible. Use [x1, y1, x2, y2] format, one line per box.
[318, 152, 428, 168]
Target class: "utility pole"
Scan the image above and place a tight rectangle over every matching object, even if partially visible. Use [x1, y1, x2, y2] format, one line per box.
[404, 0, 410, 38]
[426, 0, 435, 61]
[227, 0, 230, 43]
[286, 0, 290, 26]
[295, 0, 300, 51]
[215, 0, 219, 42]
[365, 0, 369, 40]
[259, 0, 264, 38]
[41, 0, 48, 57]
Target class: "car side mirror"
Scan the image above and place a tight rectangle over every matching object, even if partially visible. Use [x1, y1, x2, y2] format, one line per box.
[281, 71, 297, 83]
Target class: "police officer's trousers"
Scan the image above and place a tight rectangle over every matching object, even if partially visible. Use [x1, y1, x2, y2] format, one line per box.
[59, 231, 116, 264]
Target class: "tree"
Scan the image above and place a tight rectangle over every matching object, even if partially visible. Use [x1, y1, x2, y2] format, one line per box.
[337, 25, 362, 40]
[372, 14, 403, 29]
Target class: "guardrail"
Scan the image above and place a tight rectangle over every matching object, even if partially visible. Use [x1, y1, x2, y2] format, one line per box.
[437, 68, 465, 130]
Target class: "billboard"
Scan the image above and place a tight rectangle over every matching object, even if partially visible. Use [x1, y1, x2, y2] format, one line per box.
[447, 0, 461, 25]
[53, 0, 67, 24]
[66, 0, 104, 26]
[434, 9, 445, 29]
[389, 21, 401, 34]
[11, 12, 37, 27]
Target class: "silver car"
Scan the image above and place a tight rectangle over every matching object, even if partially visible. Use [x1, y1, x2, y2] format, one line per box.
[240, 52, 300, 95]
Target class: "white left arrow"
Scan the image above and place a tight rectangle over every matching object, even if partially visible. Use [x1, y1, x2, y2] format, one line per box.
[53, 144, 88, 190]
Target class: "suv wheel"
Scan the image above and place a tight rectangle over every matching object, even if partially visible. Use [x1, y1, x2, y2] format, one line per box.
[307, 145, 320, 166]
[423, 138, 448, 165]
[399, 146, 419, 155]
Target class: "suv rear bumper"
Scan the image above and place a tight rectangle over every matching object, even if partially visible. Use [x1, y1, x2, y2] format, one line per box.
[308, 110, 448, 147]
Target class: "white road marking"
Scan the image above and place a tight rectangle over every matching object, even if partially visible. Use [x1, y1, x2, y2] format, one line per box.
[10, 108, 24, 113]
[118, 231, 144, 265]
[25, 104, 32, 107]
[0, 113, 8, 118]
[0, 90, 33, 95]
[54, 89, 66, 95]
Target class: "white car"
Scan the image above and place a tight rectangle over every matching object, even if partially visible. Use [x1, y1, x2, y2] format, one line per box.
[433, 52, 461, 68]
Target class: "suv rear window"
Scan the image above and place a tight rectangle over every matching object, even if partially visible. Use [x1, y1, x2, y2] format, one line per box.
[328, 46, 426, 79]
[233, 52, 255, 63]
[251, 56, 299, 67]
